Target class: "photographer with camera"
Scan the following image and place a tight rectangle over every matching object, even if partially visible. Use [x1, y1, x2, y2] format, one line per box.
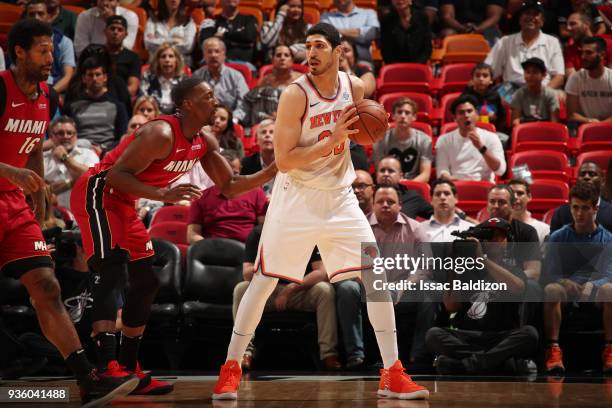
[425, 217, 538, 375]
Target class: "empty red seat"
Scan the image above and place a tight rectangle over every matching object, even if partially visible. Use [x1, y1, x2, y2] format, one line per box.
[439, 121, 496, 135]
[576, 122, 612, 154]
[527, 179, 569, 217]
[225, 62, 253, 88]
[454, 180, 494, 216]
[409, 121, 433, 137]
[377, 63, 433, 96]
[150, 206, 191, 226]
[149, 221, 188, 258]
[399, 180, 431, 201]
[508, 151, 570, 182]
[434, 63, 475, 95]
[511, 122, 569, 154]
[379, 92, 433, 123]
[437, 92, 462, 124]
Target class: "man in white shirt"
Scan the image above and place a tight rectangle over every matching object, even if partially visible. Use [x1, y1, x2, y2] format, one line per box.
[419, 179, 473, 243]
[509, 179, 550, 244]
[435, 94, 506, 182]
[74, 0, 138, 56]
[43, 116, 99, 209]
[565, 36, 612, 124]
[484, 1, 564, 90]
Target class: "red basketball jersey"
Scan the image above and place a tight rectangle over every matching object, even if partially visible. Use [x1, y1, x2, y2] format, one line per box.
[0, 70, 50, 192]
[92, 114, 208, 202]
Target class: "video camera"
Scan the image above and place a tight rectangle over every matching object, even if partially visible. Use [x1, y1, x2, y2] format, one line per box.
[42, 227, 82, 266]
[451, 225, 497, 242]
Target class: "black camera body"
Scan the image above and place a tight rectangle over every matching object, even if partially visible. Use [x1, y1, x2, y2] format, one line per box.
[451, 225, 497, 242]
[43, 227, 82, 265]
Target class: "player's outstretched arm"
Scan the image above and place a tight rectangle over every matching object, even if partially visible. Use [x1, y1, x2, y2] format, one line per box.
[106, 121, 201, 202]
[200, 132, 278, 198]
[274, 84, 359, 173]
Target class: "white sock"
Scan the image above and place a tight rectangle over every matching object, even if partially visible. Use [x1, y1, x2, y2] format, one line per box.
[226, 272, 278, 362]
[366, 300, 398, 369]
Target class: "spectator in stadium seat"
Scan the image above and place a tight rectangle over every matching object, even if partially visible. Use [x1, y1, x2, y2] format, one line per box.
[198, 0, 259, 69]
[338, 39, 376, 99]
[563, 12, 593, 77]
[352, 169, 374, 215]
[419, 179, 472, 242]
[460, 63, 509, 141]
[542, 182, 612, 376]
[373, 97, 432, 183]
[426, 217, 538, 375]
[440, 0, 504, 46]
[510, 57, 560, 127]
[211, 105, 245, 158]
[239, 45, 301, 127]
[376, 156, 434, 219]
[105, 15, 141, 98]
[74, 0, 138, 56]
[144, 0, 197, 67]
[124, 114, 147, 135]
[508, 179, 550, 244]
[260, 0, 311, 63]
[192, 37, 249, 122]
[551, 161, 612, 233]
[557, 0, 606, 39]
[234, 225, 342, 371]
[241, 119, 275, 196]
[63, 58, 129, 152]
[140, 43, 188, 114]
[133, 95, 160, 121]
[25, 0, 76, 94]
[380, 0, 432, 64]
[46, 0, 77, 40]
[321, 0, 380, 65]
[485, 1, 565, 94]
[565, 36, 612, 125]
[43, 116, 99, 210]
[436, 94, 506, 182]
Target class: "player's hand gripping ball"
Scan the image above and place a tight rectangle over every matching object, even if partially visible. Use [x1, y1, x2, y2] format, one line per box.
[348, 100, 389, 145]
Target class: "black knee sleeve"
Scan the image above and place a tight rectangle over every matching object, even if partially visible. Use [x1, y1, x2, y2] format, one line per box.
[122, 257, 159, 328]
[89, 249, 129, 323]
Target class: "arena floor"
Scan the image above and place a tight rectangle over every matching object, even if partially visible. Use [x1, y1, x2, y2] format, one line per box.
[3, 373, 611, 407]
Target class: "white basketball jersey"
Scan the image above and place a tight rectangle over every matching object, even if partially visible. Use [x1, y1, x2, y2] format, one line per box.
[288, 72, 356, 190]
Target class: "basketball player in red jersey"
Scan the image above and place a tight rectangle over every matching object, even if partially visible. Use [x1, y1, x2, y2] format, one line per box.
[0, 19, 140, 407]
[70, 77, 277, 395]
[213, 23, 429, 400]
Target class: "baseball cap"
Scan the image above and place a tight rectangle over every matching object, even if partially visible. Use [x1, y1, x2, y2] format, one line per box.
[477, 217, 511, 235]
[106, 15, 128, 29]
[518, 0, 545, 17]
[521, 57, 547, 72]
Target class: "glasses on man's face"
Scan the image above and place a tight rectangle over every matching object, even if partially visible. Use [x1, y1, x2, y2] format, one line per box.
[353, 183, 373, 191]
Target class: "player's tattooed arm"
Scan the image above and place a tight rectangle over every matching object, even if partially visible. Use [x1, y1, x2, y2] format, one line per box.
[200, 132, 278, 198]
[25, 141, 46, 224]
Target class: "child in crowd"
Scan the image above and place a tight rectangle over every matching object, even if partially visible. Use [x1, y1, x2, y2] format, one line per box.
[511, 57, 560, 127]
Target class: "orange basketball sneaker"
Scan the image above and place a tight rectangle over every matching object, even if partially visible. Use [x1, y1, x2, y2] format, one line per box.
[377, 360, 429, 400]
[212, 360, 242, 400]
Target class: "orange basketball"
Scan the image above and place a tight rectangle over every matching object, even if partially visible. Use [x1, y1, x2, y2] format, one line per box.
[349, 100, 389, 145]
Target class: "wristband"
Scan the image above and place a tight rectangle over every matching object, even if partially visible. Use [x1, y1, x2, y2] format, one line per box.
[60, 153, 69, 162]
[479, 145, 487, 155]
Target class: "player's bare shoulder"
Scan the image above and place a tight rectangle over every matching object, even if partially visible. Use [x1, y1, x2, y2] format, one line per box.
[137, 119, 174, 141]
[277, 83, 308, 120]
[347, 74, 365, 102]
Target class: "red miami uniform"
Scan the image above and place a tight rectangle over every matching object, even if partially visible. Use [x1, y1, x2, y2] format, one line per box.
[0, 70, 53, 278]
[71, 115, 207, 262]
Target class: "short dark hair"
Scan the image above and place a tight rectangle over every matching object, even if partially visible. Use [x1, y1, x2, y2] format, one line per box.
[471, 62, 493, 78]
[8, 18, 53, 61]
[488, 184, 517, 205]
[431, 179, 457, 196]
[25, 0, 47, 10]
[221, 149, 240, 163]
[171, 77, 206, 108]
[374, 182, 402, 201]
[451, 94, 478, 115]
[508, 178, 530, 195]
[307, 23, 341, 49]
[581, 36, 607, 54]
[570, 181, 599, 207]
[340, 37, 358, 60]
[81, 57, 106, 73]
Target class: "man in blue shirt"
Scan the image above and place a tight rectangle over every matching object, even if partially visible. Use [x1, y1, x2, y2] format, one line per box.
[542, 182, 612, 375]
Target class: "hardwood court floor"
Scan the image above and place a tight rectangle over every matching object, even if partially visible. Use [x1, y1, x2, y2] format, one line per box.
[3, 374, 611, 407]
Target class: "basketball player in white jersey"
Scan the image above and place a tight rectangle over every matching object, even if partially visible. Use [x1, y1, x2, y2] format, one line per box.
[212, 23, 429, 400]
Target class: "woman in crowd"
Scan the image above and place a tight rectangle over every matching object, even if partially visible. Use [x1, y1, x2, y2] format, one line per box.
[144, 0, 197, 66]
[260, 0, 310, 63]
[133, 95, 161, 121]
[339, 39, 376, 99]
[212, 105, 244, 159]
[140, 43, 188, 114]
[240, 45, 302, 127]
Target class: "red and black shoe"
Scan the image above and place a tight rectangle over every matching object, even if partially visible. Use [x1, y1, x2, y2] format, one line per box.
[129, 362, 174, 395]
[79, 368, 138, 408]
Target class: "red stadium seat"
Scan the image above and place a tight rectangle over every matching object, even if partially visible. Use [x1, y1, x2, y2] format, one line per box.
[256, 63, 309, 85]
[303, 6, 321, 24]
[476, 207, 490, 222]
[511, 122, 569, 154]
[431, 34, 490, 64]
[225, 62, 253, 88]
[454, 180, 494, 216]
[439, 121, 496, 135]
[150, 206, 191, 226]
[0, 4, 23, 34]
[575, 150, 612, 176]
[542, 208, 555, 225]
[148, 221, 188, 258]
[379, 92, 433, 123]
[377, 63, 433, 96]
[433, 63, 475, 95]
[438, 92, 462, 124]
[399, 180, 431, 201]
[508, 151, 570, 182]
[527, 179, 569, 218]
[408, 121, 433, 137]
[576, 122, 612, 154]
